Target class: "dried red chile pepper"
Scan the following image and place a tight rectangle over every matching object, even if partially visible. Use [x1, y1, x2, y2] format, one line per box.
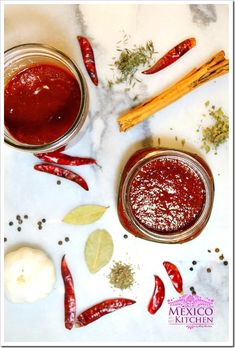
[148, 275, 165, 314]
[77, 36, 99, 86]
[34, 163, 89, 191]
[142, 38, 196, 74]
[163, 261, 183, 294]
[35, 152, 96, 166]
[61, 255, 76, 330]
[76, 298, 136, 327]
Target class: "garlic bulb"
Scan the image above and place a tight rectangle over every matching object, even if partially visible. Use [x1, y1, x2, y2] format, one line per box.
[4, 247, 56, 303]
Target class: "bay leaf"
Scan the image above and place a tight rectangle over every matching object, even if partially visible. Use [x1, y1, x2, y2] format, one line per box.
[62, 205, 108, 225]
[85, 229, 114, 273]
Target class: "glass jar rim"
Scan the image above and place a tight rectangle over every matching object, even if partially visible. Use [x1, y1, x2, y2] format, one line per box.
[4, 43, 88, 153]
[121, 148, 214, 243]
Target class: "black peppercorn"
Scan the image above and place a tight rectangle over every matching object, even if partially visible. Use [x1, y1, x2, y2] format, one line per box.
[189, 267, 193, 271]
[65, 237, 69, 242]
[192, 261, 197, 265]
[58, 240, 63, 245]
[223, 261, 228, 266]
[17, 227, 21, 232]
[9, 221, 13, 226]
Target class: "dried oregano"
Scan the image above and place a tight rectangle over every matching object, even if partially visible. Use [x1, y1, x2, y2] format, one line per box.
[108, 261, 135, 289]
[200, 102, 229, 153]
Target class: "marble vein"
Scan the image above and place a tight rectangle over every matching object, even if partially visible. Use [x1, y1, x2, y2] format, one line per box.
[189, 5, 217, 26]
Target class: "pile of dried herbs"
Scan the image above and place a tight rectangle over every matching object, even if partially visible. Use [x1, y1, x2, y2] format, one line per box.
[200, 101, 229, 153]
[108, 261, 135, 290]
[108, 38, 156, 88]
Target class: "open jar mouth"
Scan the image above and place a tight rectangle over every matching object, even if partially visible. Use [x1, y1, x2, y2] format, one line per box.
[4, 43, 89, 153]
[119, 148, 214, 244]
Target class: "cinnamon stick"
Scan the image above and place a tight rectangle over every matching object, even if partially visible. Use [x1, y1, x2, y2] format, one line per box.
[118, 51, 229, 132]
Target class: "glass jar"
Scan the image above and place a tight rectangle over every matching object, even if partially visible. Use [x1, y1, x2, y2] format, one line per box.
[117, 147, 214, 244]
[4, 43, 89, 153]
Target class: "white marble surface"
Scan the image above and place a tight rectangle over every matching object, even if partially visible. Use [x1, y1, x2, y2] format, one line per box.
[3, 3, 232, 345]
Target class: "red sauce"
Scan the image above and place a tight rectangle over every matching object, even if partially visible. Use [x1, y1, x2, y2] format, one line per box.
[128, 157, 206, 233]
[4, 64, 81, 145]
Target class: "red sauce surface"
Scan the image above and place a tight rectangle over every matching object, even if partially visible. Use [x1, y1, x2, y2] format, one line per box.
[128, 157, 206, 233]
[4, 64, 81, 145]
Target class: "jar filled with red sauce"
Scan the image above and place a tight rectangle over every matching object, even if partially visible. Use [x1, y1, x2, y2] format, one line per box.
[4, 44, 89, 153]
[118, 148, 214, 243]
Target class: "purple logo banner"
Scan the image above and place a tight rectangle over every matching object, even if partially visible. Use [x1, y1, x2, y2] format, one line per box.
[168, 294, 214, 329]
